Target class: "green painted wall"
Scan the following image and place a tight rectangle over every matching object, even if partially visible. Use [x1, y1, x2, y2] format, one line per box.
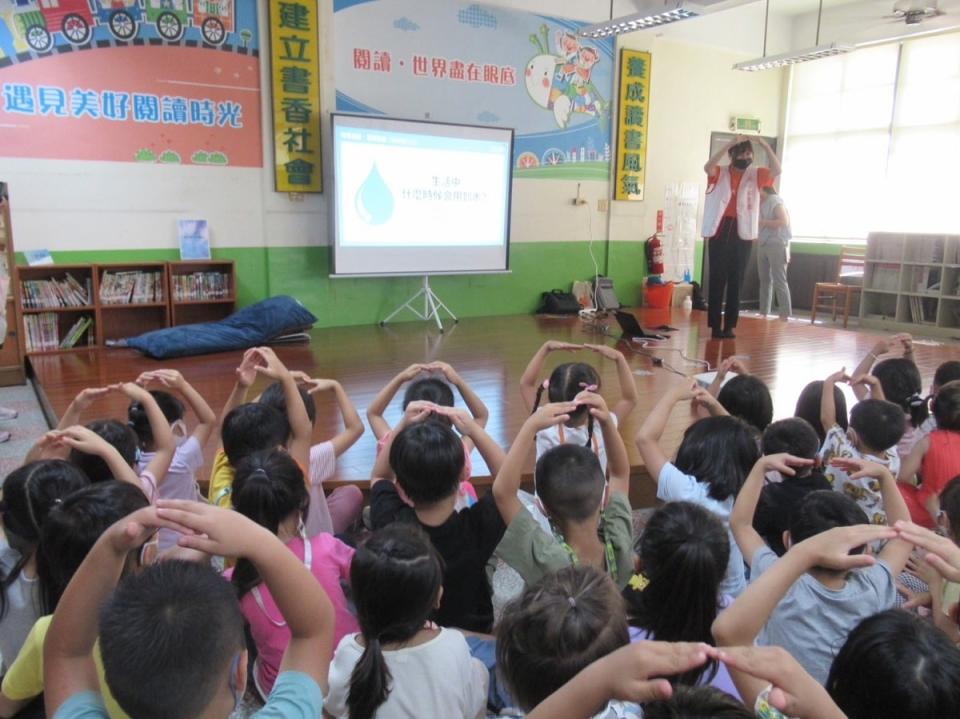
[19, 242, 650, 328]
[17, 238, 843, 327]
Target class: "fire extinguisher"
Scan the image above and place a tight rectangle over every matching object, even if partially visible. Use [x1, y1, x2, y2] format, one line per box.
[645, 234, 664, 276]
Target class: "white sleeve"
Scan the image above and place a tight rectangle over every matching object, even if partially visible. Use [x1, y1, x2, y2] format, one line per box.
[309, 441, 336, 487]
[179, 436, 204, 473]
[656, 462, 703, 503]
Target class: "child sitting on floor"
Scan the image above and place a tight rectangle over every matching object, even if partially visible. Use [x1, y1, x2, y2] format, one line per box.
[820, 368, 905, 524]
[519, 340, 637, 475]
[898, 381, 960, 528]
[491, 393, 633, 601]
[128, 369, 215, 550]
[208, 347, 311, 510]
[369, 402, 505, 632]
[44, 501, 335, 719]
[368, 361, 487, 510]
[227, 448, 358, 700]
[636, 380, 760, 597]
[717, 451, 913, 684]
[623, 501, 739, 698]
[496, 565, 638, 718]
[325, 524, 487, 719]
[259, 371, 365, 535]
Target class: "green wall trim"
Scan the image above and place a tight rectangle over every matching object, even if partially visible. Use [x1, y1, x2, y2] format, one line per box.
[16, 238, 843, 328]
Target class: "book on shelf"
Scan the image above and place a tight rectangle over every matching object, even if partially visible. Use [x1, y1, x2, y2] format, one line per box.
[21, 273, 91, 309]
[99, 270, 164, 305]
[173, 272, 230, 301]
[24, 313, 93, 352]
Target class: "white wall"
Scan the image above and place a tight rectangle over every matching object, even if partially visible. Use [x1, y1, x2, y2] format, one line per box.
[3, 0, 784, 254]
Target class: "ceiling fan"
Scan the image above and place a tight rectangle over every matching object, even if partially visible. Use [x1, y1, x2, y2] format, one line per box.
[883, 0, 946, 24]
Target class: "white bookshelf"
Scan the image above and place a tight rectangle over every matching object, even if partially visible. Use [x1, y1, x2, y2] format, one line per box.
[860, 232, 960, 337]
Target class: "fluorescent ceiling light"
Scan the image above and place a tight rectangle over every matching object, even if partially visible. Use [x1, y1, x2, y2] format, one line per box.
[733, 41, 855, 71]
[578, 1, 710, 37]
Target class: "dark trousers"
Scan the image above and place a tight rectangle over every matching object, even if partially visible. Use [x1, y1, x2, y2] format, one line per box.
[707, 217, 753, 331]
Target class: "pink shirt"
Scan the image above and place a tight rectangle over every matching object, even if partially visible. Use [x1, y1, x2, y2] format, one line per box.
[227, 533, 359, 697]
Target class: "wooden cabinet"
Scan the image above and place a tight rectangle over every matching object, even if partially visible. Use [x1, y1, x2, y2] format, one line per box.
[860, 233, 960, 338]
[0, 185, 25, 385]
[15, 260, 236, 355]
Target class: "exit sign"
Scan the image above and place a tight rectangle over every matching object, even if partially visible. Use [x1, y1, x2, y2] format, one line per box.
[729, 116, 761, 133]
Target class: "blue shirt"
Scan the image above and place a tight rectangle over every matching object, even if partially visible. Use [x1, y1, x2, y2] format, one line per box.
[54, 671, 323, 719]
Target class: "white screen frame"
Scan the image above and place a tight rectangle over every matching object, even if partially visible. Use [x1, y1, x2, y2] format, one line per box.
[330, 113, 514, 277]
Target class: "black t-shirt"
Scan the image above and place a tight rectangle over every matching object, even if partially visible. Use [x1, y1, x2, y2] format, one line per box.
[753, 470, 833, 556]
[370, 482, 506, 632]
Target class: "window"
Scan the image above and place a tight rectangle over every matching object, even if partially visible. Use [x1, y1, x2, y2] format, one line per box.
[781, 32, 960, 239]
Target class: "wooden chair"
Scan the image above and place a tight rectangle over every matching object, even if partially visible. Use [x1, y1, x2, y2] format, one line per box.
[810, 245, 867, 328]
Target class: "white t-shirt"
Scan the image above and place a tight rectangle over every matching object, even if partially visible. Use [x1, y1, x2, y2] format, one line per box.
[325, 628, 487, 719]
[536, 414, 617, 475]
[138, 437, 204, 551]
[656, 462, 746, 597]
[304, 441, 337, 537]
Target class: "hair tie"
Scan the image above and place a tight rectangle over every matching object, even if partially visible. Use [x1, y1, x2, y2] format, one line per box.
[567, 596, 577, 609]
[907, 393, 925, 408]
[249, 468, 269, 480]
[127, 420, 136, 427]
[579, 383, 598, 392]
[52, 498, 63, 505]
[542, 379, 550, 390]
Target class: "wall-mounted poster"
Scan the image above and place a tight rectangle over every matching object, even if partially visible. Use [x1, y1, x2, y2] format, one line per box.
[334, 0, 614, 181]
[0, 0, 262, 167]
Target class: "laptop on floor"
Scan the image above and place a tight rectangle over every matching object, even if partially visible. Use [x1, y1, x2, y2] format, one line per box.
[614, 310, 666, 341]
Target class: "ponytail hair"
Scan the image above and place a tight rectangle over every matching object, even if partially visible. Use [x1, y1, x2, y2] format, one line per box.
[627, 502, 728, 685]
[873, 358, 929, 429]
[230, 449, 308, 598]
[128, 390, 184, 447]
[532, 363, 601, 446]
[0, 460, 89, 618]
[348, 525, 443, 719]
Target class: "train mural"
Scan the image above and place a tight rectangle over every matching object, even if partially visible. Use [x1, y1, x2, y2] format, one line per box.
[7, 0, 235, 54]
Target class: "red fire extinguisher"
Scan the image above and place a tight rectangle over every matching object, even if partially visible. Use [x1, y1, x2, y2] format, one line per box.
[645, 234, 664, 275]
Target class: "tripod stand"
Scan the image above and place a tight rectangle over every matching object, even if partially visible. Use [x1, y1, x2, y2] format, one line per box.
[380, 276, 458, 332]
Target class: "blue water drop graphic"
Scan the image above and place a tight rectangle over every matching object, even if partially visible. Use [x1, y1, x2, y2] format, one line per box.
[355, 164, 395, 225]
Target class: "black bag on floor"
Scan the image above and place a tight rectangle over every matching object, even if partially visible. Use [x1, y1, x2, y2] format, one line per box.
[538, 289, 581, 314]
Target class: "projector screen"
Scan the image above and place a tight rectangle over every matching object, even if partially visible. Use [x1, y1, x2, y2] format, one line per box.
[331, 114, 513, 276]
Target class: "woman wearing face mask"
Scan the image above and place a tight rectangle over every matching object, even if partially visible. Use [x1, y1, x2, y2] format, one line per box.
[702, 135, 782, 339]
[128, 369, 217, 551]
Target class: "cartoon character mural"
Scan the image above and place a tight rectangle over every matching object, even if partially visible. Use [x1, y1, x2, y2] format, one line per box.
[524, 24, 605, 129]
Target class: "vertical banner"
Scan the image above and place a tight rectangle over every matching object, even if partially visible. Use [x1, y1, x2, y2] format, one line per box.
[614, 49, 651, 201]
[270, 0, 322, 193]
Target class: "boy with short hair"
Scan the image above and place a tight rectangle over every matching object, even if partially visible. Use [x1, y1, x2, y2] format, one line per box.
[44, 501, 333, 719]
[820, 368, 905, 524]
[753, 418, 832, 555]
[491, 393, 634, 592]
[716, 452, 913, 684]
[369, 402, 506, 632]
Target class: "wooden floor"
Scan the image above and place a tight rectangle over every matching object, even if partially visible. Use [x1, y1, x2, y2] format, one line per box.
[26, 309, 960, 508]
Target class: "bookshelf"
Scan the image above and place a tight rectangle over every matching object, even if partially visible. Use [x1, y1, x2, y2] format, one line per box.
[15, 260, 235, 355]
[168, 260, 235, 326]
[15, 265, 97, 355]
[95, 263, 169, 345]
[0, 185, 25, 384]
[860, 233, 960, 338]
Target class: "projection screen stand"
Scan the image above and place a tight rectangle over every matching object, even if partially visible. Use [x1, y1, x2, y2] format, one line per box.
[380, 276, 458, 332]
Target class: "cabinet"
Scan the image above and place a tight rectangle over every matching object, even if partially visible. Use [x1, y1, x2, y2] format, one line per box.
[0, 185, 25, 384]
[16, 260, 236, 355]
[860, 233, 960, 337]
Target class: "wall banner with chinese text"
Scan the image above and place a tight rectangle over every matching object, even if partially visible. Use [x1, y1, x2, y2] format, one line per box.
[269, 0, 322, 193]
[0, 0, 261, 167]
[334, 0, 614, 181]
[614, 49, 651, 201]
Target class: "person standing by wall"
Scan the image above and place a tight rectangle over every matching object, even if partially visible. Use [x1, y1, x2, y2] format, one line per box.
[757, 186, 792, 320]
[702, 136, 780, 339]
